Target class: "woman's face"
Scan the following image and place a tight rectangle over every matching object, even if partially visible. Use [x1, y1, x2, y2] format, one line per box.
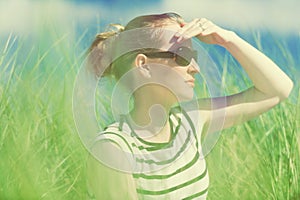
[143, 24, 200, 102]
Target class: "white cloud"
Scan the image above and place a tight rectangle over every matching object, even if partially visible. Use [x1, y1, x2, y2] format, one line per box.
[0, 0, 100, 34]
[0, 0, 299, 35]
[162, 0, 299, 33]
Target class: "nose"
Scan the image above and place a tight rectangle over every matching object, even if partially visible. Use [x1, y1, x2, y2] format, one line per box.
[187, 59, 200, 74]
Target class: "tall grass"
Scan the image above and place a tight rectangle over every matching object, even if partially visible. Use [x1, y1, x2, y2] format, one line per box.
[0, 24, 299, 200]
[0, 27, 89, 199]
[205, 30, 300, 200]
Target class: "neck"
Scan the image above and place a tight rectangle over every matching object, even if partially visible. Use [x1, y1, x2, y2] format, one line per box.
[128, 85, 177, 143]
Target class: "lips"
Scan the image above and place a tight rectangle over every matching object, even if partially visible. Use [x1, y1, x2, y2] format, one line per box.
[185, 79, 195, 87]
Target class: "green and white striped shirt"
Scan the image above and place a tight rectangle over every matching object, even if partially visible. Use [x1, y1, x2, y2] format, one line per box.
[95, 108, 209, 199]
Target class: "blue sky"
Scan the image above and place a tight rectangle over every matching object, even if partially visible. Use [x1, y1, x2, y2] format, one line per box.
[0, 0, 298, 103]
[0, 0, 299, 35]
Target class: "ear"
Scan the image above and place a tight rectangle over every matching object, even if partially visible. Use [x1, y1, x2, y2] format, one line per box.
[135, 54, 151, 78]
[134, 54, 148, 67]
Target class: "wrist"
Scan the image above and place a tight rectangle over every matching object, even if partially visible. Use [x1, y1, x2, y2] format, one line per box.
[219, 30, 237, 48]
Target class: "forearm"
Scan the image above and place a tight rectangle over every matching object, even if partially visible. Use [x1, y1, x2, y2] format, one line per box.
[221, 31, 294, 100]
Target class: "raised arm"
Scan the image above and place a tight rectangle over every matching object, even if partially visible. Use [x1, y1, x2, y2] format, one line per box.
[218, 27, 293, 100]
[176, 18, 294, 133]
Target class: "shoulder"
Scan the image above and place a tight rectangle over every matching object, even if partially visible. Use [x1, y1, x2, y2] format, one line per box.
[95, 122, 134, 150]
[171, 106, 207, 130]
[170, 106, 207, 142]
[90, 122, 135, 172]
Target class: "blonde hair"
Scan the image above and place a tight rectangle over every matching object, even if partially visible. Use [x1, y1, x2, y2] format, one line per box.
[88, 12, 184, 79]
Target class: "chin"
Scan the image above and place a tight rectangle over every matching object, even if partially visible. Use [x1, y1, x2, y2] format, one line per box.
[177, 88, 194, 102]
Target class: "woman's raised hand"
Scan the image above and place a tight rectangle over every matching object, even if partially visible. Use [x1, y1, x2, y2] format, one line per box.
[175, 18, 233, 46]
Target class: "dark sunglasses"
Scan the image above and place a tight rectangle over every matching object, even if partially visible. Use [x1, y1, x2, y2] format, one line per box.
[143, 46, 198, 66]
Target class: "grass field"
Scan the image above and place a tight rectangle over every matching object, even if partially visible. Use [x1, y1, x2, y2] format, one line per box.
[0, 24, 299, 199]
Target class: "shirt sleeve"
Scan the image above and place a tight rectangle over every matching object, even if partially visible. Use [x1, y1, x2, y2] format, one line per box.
[91, 129, 135, 173]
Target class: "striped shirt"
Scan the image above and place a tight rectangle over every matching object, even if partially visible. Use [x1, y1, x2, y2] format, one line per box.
[94, 108, 209, 199]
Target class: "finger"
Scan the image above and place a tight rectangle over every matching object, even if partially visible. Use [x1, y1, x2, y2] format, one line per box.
[199, 24, 216, 36]
[178, 28, 203, 41]
[175, 18, 200, 37]
[176, 20, 207, 42]
[179, 18, 210, 38]
[201, 20, 214, 30]
[197, 20, 217, 35]
[198, 18, 208, 26]
[176, 18, 214, 42]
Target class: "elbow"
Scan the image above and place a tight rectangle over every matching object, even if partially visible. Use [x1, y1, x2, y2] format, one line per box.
[279, 79, 294, 101]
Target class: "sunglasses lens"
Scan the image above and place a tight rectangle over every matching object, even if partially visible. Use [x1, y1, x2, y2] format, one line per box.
[175, 56, 190, 66]
[143, 47, 197, 66]
[175, 47, 197, 66]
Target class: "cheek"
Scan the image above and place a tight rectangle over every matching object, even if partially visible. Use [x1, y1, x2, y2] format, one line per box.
[162, 67, 187, 82]
[172, 67, 189, 78]
[149, 64, 194, 101]
[159, 58, 176, 67]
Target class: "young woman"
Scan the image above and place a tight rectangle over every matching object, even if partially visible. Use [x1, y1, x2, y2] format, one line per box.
[86, 13, 294, 199]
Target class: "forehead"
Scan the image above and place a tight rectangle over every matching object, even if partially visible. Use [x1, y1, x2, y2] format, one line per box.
[107, 25, 193, 64]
